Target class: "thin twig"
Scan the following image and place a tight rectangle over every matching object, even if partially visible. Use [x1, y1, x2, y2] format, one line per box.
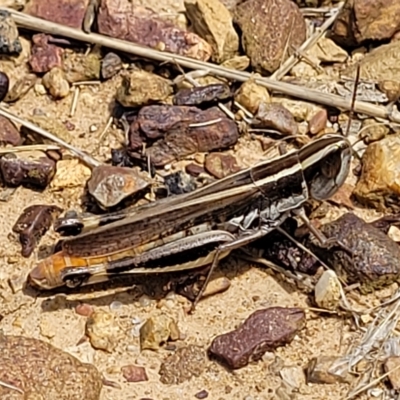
[0, 106, 101, 168]
[6, 8, 398, 123]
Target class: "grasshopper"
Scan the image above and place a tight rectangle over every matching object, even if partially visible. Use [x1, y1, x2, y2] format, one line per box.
[29, 134, 352, 307]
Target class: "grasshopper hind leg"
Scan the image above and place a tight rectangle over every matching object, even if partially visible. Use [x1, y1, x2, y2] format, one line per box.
[190, 214, 290, 312]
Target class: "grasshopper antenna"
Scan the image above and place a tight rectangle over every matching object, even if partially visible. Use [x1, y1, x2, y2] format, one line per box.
[344, 64, 360, 137]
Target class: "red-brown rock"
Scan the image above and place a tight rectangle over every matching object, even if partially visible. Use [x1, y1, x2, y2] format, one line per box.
[97, 0, 212, 61]
[24, 0, 90, 29]
[0, 115, 21, 146]
[209, 307, 305, 369]
[29, 34, 64, 73]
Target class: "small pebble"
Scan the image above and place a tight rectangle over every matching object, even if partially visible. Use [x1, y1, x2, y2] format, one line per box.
[308, 109, 327, 135]
[121, 365, 148, 383]
[42, 67, 70, 99]
[138, 294, 153, 307]
[132, 316, 142, 325]
[131, 326, 141, 338]
[368, 388, 383, 397]
[75, 303, 94, 317]
[90, 124, 97, 132]
[109, 300, 123, 311]
[126, 345, 138, 353]
[195, 389, 209, 399]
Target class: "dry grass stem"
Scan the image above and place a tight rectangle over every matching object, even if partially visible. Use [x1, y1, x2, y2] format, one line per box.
[345, 362, 400, 399]
[0, 106, 101, 168]
[189, 118, 222, 128]
[97, 115, 114, 146]
[0, 144, 61, 154]
[330, 288, 400, 397]
[271, 2, 343, 80]
[72, 80, 101, 86]
[6, 8, 398, 122]
[69, 85, 79, 117]
[0, 380, 24, 394]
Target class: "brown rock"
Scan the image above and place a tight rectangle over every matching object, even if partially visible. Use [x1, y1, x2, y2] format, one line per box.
[234, 0, 306, 73]
[50, 159, 92, 190]
[385, 356, 400, 389]
[185, 0, 239, 63]
[0, 115, 21, 146]
[145, 107, 239, 166]
[87, 165, 151, 208]
[359, 118, 390, 143]
[4, 74, 36, 103]
[116, 70, 173, 108]
[221, 55, 250, 71]
[209, 307, 305, 369]
[97, 0, 212, 61]
[306, 356, 353, 384]
[343, 41, 400, 83]
[378, 80, 400, 102]
[185, 163, 205, 177]
[309, 213, 400, 293]
[0, 1, 27, 10]
[354, 135, 400, 211]
[234, 78, 270, 114]
[121, 365, 148, 383]
[29, 33, 64, 73]
[332, 0, 400, 46]
[86, 309, 120, 352]
[173, 84, 231, 106]
[140, 315, 178, 351]
[12, 204, 63, 257]
[101, 52, 122, 80]
[62, 52, 101, 83]
[0, 151, 56, 188]
[159, 345, 206, 384]
[0, 9, 21, 54]
[42, 67, 70, 99]
[0, 334, 102, 400]
[308, 109, 327, 135]
[24, 0, 90, 29]
[252, 102, 298, 136]
[308, 37, 348, 63]
[135, 105, 219, 139]
[205, 153, 240, 179]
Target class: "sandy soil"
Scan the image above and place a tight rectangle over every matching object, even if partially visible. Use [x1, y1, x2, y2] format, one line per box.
[0, 64, 385, 400]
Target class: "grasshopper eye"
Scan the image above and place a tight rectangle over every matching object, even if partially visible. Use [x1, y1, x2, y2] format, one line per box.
[61, 267, 91, 288]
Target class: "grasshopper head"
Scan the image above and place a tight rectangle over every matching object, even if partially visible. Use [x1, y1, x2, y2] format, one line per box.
[29, 255, 66, 290]
[300, 135, 352, 201]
